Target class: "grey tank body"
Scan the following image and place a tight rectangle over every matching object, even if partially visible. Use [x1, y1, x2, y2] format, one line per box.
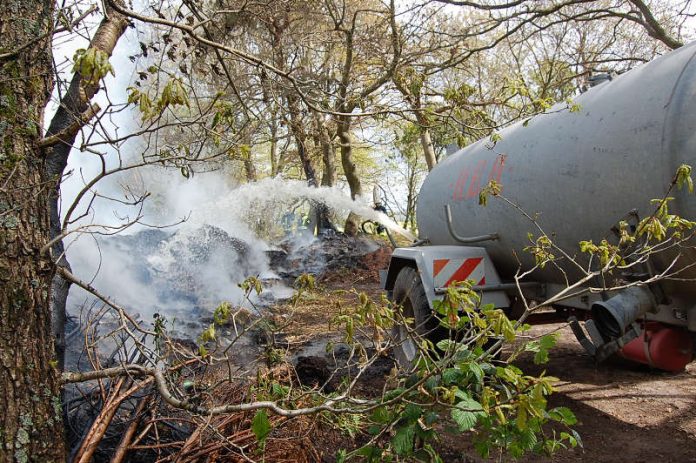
[417, 42, 696, 304]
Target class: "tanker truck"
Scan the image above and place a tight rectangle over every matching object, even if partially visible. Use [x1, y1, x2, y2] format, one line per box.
[382, 42, 696, 372]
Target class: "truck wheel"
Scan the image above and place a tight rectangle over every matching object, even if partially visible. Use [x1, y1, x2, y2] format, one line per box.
[391, 267, 441, 370]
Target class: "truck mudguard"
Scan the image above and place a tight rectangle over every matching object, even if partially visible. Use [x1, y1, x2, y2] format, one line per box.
[383, 245, 510, 311]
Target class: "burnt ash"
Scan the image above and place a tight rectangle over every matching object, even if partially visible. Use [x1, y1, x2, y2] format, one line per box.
[270, 232, 380, 279]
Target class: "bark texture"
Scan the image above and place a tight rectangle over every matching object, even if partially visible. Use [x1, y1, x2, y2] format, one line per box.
[417, 115, 437, 172]
[0, 0, 65, 461]
[336, 116, 361, 235]
[628, 0, 683, 50]
[312, 110, 336, 188]
[43, 3, 128, 370]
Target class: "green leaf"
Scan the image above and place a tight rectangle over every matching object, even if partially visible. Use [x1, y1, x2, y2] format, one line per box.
[424, 411, 439, 426]
[73, 47, 115, 85]
[270, 382, 288, 398]
[676, 164, 694, 193]
[516, 403, 528, 430]
[451, 393, 485, 431]
[391, 424, 416, 456]
[356, 445, 382, 460]
[534, 350, 549, 365]
[403, 404, 422, 422]
[461, 361, 484, 384]
[198, 324, 215, 343]
[560, 432, 577, 447]
[442, 368, 463, 385]
[436, 338, 455, 351]
[478, 189, 489, 206]
[518, 425, 538, 450]
[525, 333, 558, 364]
[370, 406, 391, 424]
[548, 406, 577, 425]
[496, 365, 522, 384]
[213, 302, 231, 325]
[252, 410, 271, 443]
[452, 408, 478, 431]
[383, 388, 405, 401]
[424, 375, 439, 392]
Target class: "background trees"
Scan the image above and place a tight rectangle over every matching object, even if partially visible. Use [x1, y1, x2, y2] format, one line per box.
[1, 0, 694, 460]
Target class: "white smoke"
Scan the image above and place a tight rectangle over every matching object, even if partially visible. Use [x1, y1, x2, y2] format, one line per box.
[54, 10, 411, 340]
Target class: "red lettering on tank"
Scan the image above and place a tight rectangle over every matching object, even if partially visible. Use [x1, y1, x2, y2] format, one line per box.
[452, 168, 470, 201]
[466, 159, 488, 199]
[451, 155, 506, 202]
[488, 154, 507, 184]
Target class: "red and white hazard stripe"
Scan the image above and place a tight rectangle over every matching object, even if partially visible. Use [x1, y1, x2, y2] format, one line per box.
[433, 257, 486, 288]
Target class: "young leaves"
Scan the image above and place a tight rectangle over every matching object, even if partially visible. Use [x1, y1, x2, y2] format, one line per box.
[478, 180, 502, 206]
[127, 78, 190, 121]
[73, 48, 114, 85]
[524, 233, 555, 268]
[676, 164, 693, 193]
[524, 333, 559, 364]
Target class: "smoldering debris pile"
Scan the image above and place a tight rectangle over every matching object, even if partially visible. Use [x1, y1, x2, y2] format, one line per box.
[269, 232, 382, 279]
[63, 229, 392, 462]
[66, 228, 391, 377]
[68, 228, 385, 341]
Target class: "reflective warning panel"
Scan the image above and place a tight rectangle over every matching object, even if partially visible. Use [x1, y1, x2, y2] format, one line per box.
[433, 257, 485, 288]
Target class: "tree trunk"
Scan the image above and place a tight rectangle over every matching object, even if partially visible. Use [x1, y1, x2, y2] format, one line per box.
[405, 165, 417, 231]
[286, 95, 317, 187]
[43, 3, 128, 371]
[337, 116, 361, 236]
[416, 114, 437, 171]
[310, 112, 336, 232]
[394, 78, 438, 171]
[242, 147, 257, 182]
[628, 0, 683, 50]
[269, 114, 279, 177]
[285, 94, 335, 233]
[240, 131, 257, 182]
[0, 0, 66, 460]
[312, 110, 337, 187]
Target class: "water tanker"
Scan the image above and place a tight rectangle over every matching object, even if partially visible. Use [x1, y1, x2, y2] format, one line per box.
[383, 42, 696, 371]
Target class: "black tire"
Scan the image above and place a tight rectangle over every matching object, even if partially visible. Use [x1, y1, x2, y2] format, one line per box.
[391, 267, 443, 370]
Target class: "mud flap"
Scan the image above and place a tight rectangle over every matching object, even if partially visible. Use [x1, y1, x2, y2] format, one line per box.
[569, 316, 642, 363]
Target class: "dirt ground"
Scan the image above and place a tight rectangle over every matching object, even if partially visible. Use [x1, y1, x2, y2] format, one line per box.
[289, 242, 696, 463]
[453, 324, 696, 463]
